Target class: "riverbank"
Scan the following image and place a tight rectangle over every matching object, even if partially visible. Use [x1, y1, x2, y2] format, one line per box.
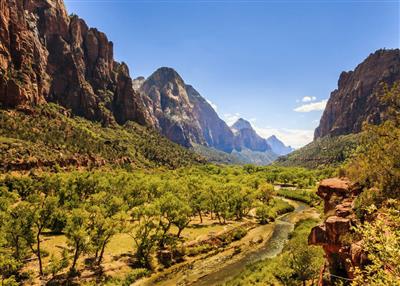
[134, 198, 320, 286]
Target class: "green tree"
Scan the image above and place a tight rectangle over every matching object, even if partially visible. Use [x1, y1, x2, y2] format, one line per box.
[26, 193, 58, 276]
[352, 201, 400, 285]
[64, 208, 91, 273]
[86, 192, 128, 265]
[130, 204, 161, 268]
[3, 202, 33, 260]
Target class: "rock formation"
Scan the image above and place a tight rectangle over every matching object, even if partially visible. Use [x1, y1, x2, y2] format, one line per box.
[139, 67, 207, 147]
[186, 85, 235, 153]
[138, 67, 236, 150]
[0, 0, 150, 126]
[231, 118, 271, 152]
[315, 49, 400, 139]
[309, 178, 366, 285]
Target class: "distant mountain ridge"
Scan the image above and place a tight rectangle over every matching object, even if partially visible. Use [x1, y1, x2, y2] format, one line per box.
[231, 118, 272, 152]
[266, 135, 294, 156]
[135, 70, 292, 164]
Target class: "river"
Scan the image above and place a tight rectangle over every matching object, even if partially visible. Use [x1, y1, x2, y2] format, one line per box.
[136, 199, 313, 286]
[191, 199, 309, 286]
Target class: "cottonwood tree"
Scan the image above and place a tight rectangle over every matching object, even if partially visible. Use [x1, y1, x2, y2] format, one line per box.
[86, 192, 129, 265]
[3, 202, 33, 261]
[26, 193, 58, 276]
[130, 204, 161, 268]
[64, 208, 91, 273]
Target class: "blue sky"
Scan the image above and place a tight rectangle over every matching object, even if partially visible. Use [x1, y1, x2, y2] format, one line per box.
[65, 0, 399, 148]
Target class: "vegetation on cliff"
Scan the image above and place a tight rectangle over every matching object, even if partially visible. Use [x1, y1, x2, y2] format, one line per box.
[343, 84, 400, 285]
[0, 104, 204, 171]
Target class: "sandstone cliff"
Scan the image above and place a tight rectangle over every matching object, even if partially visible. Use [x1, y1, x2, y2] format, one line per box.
[315, 49, 400, 139]
[0, 0, 150, 126]
[309, 178, 366, 285]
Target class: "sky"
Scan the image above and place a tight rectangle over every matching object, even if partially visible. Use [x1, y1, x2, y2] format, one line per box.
[65, 0, 399, 148]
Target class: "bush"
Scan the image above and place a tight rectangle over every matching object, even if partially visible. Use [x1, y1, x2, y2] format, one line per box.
[123, 268, 150, 286]
[232, 227, 247, 241]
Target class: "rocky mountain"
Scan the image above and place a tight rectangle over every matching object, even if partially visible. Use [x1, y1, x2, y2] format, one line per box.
[266, 135, 294, 156]
[315, 49, 400, 139]
[186, 85, 235, 153]
[137, 67, 236, 152]
[231, 118, 271, 152]
[0, 0, 151, 126]
[139, 67, 206, 147]
[138, 67, 235, 150]
[136, 69, 286, 164]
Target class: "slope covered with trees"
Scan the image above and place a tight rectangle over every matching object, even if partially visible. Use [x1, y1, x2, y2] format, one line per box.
[0, 104, 204, 171]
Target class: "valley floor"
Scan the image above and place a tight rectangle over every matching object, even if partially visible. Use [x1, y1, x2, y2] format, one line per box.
[23, 197, 319, 286]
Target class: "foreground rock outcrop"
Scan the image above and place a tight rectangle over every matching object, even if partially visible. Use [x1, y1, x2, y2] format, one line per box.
[315, 49, 400, 139]
[0, 0, 150, 125]
[309, 178, 367, 285]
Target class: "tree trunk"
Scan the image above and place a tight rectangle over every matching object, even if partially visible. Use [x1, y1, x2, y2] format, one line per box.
[216, 212, 222, 224]
[71, 241, 80, 272]
[37, 232, 43, 276]
[177, 228, 183, 238]
[98, 237, 110, 265]
[94, 248, 99, 261]
[15, 236, 20, 259]
[198, 210, 203, 223]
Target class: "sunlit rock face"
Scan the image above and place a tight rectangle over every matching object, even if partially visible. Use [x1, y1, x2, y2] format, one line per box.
[315, 49, 400, 139]
[139, 67, 236, 151]
[309, 178, 367, 285]
[0, 0, 151, 126]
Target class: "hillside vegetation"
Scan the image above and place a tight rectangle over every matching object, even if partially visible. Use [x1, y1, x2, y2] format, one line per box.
[0, 104, 204, 171]
[275, 133, 360, 169]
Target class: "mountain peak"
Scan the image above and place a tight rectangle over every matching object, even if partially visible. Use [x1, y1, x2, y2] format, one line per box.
[266, 135, 294, 156]
[149, 67, 184, 84]
[231, 118, 253, 132]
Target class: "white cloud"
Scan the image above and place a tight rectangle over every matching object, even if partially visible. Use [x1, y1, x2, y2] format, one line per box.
[301, 96, 317, 102]
[294, 100, 328, 112]
[254, 126, 314, 149]
[206, 99, 218, 111]
[223, 113, 242, 126]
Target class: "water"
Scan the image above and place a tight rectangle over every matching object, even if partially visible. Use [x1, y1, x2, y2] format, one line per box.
[191, 200, 308, 286]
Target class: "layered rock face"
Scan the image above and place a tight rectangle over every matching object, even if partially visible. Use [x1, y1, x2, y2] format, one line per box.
[315, 49, 400, 139]
[139, 67, 235, 150]
[186, 85, 235, 153]
[0, 0, 150, 125]
[231, 118, 272, 152]
[309, 178, 366, 285]
[140, 67, 206, 147]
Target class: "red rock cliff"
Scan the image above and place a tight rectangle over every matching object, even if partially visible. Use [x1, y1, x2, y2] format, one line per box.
[309, 178, 367, 285]
[315, 49, 400, 139]
[0, 0, 151, 126]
